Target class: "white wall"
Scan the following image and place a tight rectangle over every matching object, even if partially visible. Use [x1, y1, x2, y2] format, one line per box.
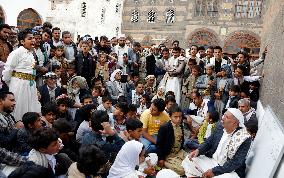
[0, 0, 124, 39]
[49, 0, 124, 39]
[0, 0, 50, 26]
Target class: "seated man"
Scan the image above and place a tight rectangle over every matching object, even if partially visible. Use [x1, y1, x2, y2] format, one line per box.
[140, 98, 170, 153]
[81, 110, 125, 160]
[0, 91, 23, 150]
[39, 72, 62, 106]
[238, 98, 258, 131]
[106, 69, 127, 103]
[182, 108, 252, 178]
[186, 91, 215, 127]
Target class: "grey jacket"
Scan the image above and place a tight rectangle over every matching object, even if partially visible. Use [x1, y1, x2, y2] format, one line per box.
[106, 81, 127, 101]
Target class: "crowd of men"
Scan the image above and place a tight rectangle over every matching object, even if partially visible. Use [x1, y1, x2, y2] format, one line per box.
[0, 21, 266, 178]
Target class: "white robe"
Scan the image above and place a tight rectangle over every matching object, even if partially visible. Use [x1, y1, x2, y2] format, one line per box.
[108, 140, 143, 178]
[182, 131, 240, 178]
[3, 46, 41, 121]
[163, 56, 182, 105]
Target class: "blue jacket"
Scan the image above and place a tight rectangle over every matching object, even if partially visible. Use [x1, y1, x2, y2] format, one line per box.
[198, 122, 252, 178]
[81, 131, 125, 160]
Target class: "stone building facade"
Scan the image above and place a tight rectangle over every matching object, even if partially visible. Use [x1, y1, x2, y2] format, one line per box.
[122, 0, 265, 56]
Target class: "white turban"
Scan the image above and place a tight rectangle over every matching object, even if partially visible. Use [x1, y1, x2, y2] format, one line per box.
[145, 75, 155, 80]
[156, 169, 180, 178]
[110, 69, 122, 82]
[227, 108, 245, 127]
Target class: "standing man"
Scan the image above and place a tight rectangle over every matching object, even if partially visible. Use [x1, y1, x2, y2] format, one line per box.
[0, 24, 13, 63]
[210, 46, 228, 73]
[204, 46, 214, 66]
[161, 47, 185, 105]
[114, 35, 131, 68]
[156, 47, 170, 84]
[51, 27, 62, 47]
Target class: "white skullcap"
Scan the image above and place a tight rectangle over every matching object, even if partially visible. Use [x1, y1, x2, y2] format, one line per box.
[145, 75, 155, 80]
[156, 169, 180, 178]
[151, 44, 159, 49]
[118, 34, 126, 38]
[227, 108, 245, 127]
[205, 63, 214, 69]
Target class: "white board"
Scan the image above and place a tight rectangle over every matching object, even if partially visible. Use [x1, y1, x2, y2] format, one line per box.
[246, 106, 284, 178]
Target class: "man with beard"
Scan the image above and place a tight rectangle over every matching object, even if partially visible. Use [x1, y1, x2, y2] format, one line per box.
[0, 91, 23, 150]
[114, 35, 132, 68]
[51, 27, 62, 47]
[127, 81, 144, 106]
[0, 24, 13, 63]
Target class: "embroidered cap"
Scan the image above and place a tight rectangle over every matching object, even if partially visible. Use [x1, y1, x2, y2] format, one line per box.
[227, 108, 245, 127]
[44, 72, 57, 79]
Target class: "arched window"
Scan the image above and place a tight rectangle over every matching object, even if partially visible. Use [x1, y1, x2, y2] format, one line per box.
[224, 31, 261, 55]
[188, 29, 220, 48]
[235, 0, 262, 18]
[166, 9, 175, 23]
[17, 8, 42, 30]
[147, 10, 156, 23]
[195, 0, 218, 17]
[131, 10, 139, 23]
[141, 35, 153, 46]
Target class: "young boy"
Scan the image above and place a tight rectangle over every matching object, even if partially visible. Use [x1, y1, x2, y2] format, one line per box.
[75, 104, 96, 142]
[51, 64, 63, 87]
[53, 119, 80, 162]
[81, 110, 125, 161]
[62, 31, 77, 64]
[56, 96, 73, 122]
[214, 64, 233, 115]
[41, 102, 57, 128]
[49, 45, 68, 71]
[97, 96, 115, 114]
[125, 118, 143, 141]
[16, 112, 42, 155]
[164, 96, 176, 115]
[91, 85, 102, 106]
[156, 105, 185, 175]
[185, 110, 219, 150]
[110, 102, 129, 133]
[2, 28, 41, 122]
[126, 104, 138, 120]
[223, 85, 240, 113]
[28, 127, 62, 175]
